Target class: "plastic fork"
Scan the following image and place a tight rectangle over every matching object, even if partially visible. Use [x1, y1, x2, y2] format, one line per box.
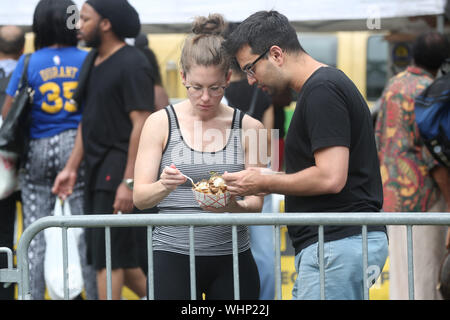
[181, 173, 196, 187]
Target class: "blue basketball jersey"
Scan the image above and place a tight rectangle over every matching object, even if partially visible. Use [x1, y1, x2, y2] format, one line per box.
[6, 47, 88, 139]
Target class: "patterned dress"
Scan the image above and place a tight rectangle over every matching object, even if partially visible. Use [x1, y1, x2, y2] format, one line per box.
[375, 66, 440, 212]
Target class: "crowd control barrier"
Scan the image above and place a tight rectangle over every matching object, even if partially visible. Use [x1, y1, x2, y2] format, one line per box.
[1, 212, 450, 300]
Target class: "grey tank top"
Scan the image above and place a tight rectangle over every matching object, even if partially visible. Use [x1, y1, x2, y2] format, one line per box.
[153, 105, 249, 255]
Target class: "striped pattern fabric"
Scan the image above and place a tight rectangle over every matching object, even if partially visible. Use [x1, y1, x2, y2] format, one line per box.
[153, 105, 250, 256]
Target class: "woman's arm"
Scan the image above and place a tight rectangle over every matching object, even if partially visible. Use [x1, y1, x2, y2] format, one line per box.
[133, 109, 186, 210]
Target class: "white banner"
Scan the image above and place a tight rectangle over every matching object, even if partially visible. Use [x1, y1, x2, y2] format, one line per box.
[0, 0, 446, 25]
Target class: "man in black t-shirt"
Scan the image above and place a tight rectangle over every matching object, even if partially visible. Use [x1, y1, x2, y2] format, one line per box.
[223, 11, 388, 300]
[53, 0, 153, 300]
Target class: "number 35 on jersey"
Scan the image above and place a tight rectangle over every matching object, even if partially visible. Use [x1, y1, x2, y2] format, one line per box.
[38, 65, 79, 114]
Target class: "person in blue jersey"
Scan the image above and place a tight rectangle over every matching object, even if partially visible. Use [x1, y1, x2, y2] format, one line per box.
[2, 0, 97, 300]
[133, 14, 266, 300]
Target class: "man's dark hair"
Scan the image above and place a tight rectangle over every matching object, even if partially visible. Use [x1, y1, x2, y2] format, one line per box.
[32, 0, 78, 50]
[223, 10, 303, 58]
[0, 26, 25, 56]
[223, 22, 245, 75]
[413, 31, 450, 72]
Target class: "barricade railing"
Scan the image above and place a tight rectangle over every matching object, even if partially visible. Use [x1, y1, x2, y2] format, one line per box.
[1, 212, 450, 300]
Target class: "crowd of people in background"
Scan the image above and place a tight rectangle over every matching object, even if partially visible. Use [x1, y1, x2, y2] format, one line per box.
[375, 31, 450, 299]
[0, 0, 449, 301]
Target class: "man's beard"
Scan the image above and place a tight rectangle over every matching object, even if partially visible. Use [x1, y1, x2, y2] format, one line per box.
[262, 68, 288, 96]
[81, 24, 102, 48]
[264, 83, 288, 97]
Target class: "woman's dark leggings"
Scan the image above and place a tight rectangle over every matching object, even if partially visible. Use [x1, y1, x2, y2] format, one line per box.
[153, 249, 260, 300]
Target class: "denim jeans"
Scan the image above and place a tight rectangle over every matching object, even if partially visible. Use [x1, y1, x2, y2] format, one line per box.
[292, 231, 388, 300]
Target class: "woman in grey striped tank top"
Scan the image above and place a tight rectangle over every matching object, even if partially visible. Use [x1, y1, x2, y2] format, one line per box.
[134, 14, 266, 299]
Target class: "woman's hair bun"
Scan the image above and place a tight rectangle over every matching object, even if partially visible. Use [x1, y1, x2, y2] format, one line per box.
[192, 14, 226, 36]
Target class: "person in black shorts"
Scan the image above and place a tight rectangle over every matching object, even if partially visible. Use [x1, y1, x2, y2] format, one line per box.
[53, 0, 154, 299]
[223, 10, 388, 300]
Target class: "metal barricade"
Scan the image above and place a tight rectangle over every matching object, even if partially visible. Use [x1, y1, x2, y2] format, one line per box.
[1, 211, 450, 300]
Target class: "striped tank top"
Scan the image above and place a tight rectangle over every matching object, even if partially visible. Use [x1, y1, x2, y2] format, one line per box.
[153, 105, 250, 256]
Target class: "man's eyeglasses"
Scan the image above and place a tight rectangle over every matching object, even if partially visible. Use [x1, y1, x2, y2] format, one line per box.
[185, 84, 227, 98]
[242, 47, 270, 78]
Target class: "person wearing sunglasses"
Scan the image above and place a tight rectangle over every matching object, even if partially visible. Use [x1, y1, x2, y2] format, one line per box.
[223, 10, 388, 300]
[133, 14, 266, 299]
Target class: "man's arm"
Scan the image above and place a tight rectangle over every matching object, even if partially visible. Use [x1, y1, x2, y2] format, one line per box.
[113, 110, 151, 214]
[224, 145, 349, 197]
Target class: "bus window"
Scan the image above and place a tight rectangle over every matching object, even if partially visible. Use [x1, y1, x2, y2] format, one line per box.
[366, 35, 388, 101]
[298, 34, 337, 67]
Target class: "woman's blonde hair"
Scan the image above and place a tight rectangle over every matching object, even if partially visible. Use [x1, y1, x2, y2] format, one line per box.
[180, 13, 231, 75]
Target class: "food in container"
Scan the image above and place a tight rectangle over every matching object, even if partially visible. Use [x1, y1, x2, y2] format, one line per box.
[192, 172, 231, 208]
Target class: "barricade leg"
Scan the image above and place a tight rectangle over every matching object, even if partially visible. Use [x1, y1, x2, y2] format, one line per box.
[105, 226, 112, 300]
[147, 226, 154, 300]
[0, 247, 19, 290]
[232, 225, 240, 300]
[189, 225, 196, 300]
[318, 225, 325, 300]
[407, 225, 414, 300]
[362, 225, 369, 300]
[61, 227, 69, 300]
[274, 225, 282, 300]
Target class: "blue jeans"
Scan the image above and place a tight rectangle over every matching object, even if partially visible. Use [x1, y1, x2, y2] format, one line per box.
[292, 231, 388, 300]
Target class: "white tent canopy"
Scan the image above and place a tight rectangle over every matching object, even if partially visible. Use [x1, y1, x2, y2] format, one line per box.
[0, 0, 447, 32]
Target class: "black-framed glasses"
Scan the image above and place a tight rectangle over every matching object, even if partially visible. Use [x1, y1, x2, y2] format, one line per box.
[242, 47, 270, 78]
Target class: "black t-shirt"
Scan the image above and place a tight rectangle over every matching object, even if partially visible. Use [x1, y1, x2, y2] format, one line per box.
[284, 67, 385, 255]
[81, 45, 154, 191]
[224, 79, 272, 122]
[273, 105, 286, 138]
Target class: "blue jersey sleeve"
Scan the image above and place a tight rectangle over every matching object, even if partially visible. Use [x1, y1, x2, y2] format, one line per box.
[5, 54, 26, 97]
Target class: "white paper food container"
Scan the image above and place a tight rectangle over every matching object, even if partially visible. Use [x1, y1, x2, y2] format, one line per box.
[192, 189, 231, 208]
